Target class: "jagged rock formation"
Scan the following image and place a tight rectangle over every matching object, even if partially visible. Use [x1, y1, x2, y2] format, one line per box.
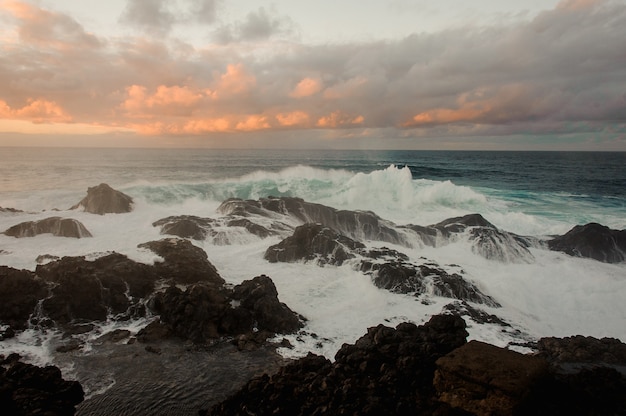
[3, 217, 92, 238]
[0, 354, 84, 415]
[151, 275, 302, 345]
[264, 223, 365, 266]
[70, 183, 133, 215]
[219, 197, 406, 245]
[153, 215, 277, 242]
[0, 239, 301, 347]
[205, 314, 468, 415]
[265, 224, 499, 306]
[206, 315, 626, 416]
[138, 238, 224, 285]
[0, 266, 48, 331]
[548, 222, 626, 263]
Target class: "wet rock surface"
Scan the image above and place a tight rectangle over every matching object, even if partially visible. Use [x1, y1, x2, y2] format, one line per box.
[3, 217, 92, 238]
[205, 314, 469, 415]
[264, 223, 365, 266]
[548, 222, 626, 263]
[0, 354, 84, 416]
[138, 238, 224, 285]
[151, 275, 303, 345]
[0, 266, 48, 330]
[70, 183, 133, 215]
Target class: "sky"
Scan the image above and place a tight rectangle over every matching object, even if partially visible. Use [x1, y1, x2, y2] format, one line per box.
[0, 0, 625, 150]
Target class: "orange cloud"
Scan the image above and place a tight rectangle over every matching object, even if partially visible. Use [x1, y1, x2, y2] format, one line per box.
[556, 0, 601, 11]
[0, 98, 72, 123]
[235, 115, 271, 131]
[316, 111, 365, 128]
[275, 111, 310, 127]
[289, 77, 322, 98]
[122, 85, 204, 117]
[210, 64, 257, 99]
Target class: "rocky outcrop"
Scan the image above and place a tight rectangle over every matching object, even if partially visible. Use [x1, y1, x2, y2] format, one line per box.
[3, 217, 92, 238]
[205, 314, 468, 415]
[359, 251, 500, 307]
[264, 223, 365, 266]
[153, 215, 277, 242]
[219, 197, 407, 245]
[434, 341, 550, 415]
[537, 335, 626, 365]
[35, 253, 158, 325]
[138, 238, 224, 285]
[153, 215, 214, 240]
[548, 223, 626, 263]
[0, 355, 84, 415]
[150, 275, 302, 345]
[71, 183, 133, 215]
[0, 267, 48, 330]
[207, 315, 626, 416]
[0, 207, 23, 213]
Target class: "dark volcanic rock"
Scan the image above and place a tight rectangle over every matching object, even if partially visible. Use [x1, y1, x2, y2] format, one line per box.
[219, 196, 407, 245]
[150, 275, 302, 345]
[0, 207, 23, 213]
[264, 223, 365, 266]
[359, 252, 500, 307]
[3, 217, 92, 238]
[71, 183, 133, 215]
[537, 335, 626, 365]
[0, 266, 48, 330]
[0, 358, 84, 415]
[548, 222, 626, 263]
[139, 238, 224, 285]
[35, 253, 158, 324]
[230, 275, 303, 335]
[152, 215, 215, 240]
[434, 340, 551, 415]
[206, 314, 468, 415]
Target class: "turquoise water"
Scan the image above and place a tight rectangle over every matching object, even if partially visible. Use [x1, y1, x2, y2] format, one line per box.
[0, 148, 624, 234]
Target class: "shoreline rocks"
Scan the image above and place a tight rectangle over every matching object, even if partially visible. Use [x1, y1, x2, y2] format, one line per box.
[3, 217, 92, 238]
[548, 222, 626, 263]
[70, 183, 133, 215]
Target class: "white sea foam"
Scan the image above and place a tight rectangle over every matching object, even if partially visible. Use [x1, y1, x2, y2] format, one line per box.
[1, 162, 625, 366]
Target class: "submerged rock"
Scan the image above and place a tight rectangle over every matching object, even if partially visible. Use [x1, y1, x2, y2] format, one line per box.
[71, 183, 133, 215]
[0, 357, 84, 415]
[548, 223, 626, 263]
[0, 207, 23, 213]
[3, 217, 92, 238]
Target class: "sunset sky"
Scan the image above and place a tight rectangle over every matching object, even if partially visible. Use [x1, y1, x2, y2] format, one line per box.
[1, 0, 625, 150]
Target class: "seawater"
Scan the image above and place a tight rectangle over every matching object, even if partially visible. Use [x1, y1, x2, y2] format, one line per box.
[1, 147, 625, 364]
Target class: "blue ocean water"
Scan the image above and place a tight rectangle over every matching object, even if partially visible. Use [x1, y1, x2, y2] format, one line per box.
[1, 148, 624, 235]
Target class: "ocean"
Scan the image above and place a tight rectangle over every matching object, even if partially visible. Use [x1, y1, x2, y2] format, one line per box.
[1, 147, 625, 366]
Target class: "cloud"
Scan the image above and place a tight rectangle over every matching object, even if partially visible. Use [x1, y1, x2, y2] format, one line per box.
[0, 0, 625, 149]
[0, 99, 72, 123]
[290, 77, 322, 98]
[212, 7, 297, 44]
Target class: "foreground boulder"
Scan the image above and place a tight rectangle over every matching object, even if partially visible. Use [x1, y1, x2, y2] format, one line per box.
[434, 341, 550, 415]
[548, 223, 626, 263]
[35, 253, 158, 325]
[0, 355, 84, 415]
[70, 183, 133, 215]
[3, 217, 92, 238]
[205, 314, 468, 415]
[0, 267, 48, 330]
[149, 275, 302, 345]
